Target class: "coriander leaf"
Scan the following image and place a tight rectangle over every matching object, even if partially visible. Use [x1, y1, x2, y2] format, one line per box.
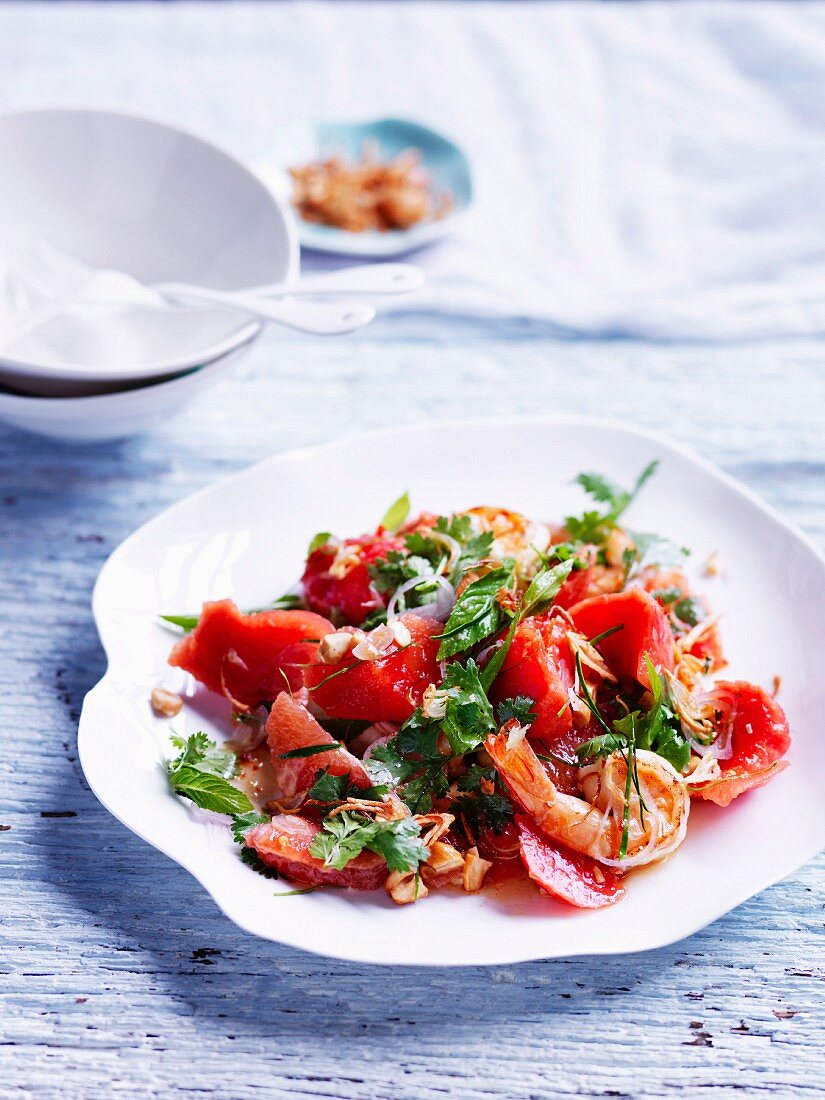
[439, 658, 496, 755]
[240, 845, 280, 879]
[436, 565, 513, 659]
[455, 790, 514, 834]
[576, 461, 658, 523]
[455, 530, 495, 575]
[564, 509, 609, 545]
[651, 586, 684, 606]
[457, 764, 495, 792]
[575, 472, 632, 513]
[309, 810, 428, 874]
[497, 695, 537, 726]
[363, 817, 430, 873]
[369, 550, 435, 597]
[380, 492, 411, 533]
[308, 811, 367, 868]
[566, 462, 659, 547]
[169, 731, 235, 776]
[367, 718, 448, 814]
[231, 810, 270, 844]
[633, 657, 691, 771]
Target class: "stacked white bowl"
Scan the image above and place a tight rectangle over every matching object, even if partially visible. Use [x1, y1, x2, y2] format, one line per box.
[0, 109, 300, 441]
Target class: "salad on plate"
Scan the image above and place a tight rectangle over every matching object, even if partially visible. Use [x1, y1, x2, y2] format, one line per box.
[157, 463, 791, 910]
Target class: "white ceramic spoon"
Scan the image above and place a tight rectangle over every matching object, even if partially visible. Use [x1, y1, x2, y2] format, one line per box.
[160, 262, 425, 300]
[152, 283, 376, 335]
[4, 267, 377, 340]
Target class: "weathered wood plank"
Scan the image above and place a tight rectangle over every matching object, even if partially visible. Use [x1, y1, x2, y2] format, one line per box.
[1, 330, 823, 1099]
[1, 0, 823, 1092]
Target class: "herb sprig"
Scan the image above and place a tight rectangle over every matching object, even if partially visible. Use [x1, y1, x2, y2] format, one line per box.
[309, 811, 429, 873]
[166, 733, 253, 815]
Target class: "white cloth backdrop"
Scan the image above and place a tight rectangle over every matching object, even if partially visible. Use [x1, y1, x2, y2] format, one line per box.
[3, 0, 825, 340]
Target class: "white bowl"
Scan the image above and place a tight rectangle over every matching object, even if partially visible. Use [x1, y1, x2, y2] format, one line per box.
[0, 108, 298, 387]
[0, 340, 253, 442]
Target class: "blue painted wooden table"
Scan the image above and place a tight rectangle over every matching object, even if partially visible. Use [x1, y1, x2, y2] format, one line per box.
[1, 4, 824, 1097]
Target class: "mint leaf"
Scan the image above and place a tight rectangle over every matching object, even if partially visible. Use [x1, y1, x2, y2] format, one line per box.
[159, 613, 200, 632]
[480, 559, 574, 691]
[306, 769, 350, 803]
[168, 765, 253, 815]
[380, 492, 411, 533]
[166, 733, 253, 815]
[308, 531, 334, 555]
[436, 565, 513, 659]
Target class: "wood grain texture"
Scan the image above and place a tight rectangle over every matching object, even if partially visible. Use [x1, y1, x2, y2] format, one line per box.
[1, 2, 824, 1097]
[1, 328, 823, 1100]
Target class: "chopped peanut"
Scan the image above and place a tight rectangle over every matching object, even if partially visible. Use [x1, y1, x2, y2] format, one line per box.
[151, 687, 183, 717]
[462, 846, 493, 893]
[425, 840, 465, 877]
[386, 869, 428, 905]
[318, 631, 355, 664]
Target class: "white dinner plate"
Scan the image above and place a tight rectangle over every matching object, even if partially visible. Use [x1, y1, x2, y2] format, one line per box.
[79, 417, 825, 965]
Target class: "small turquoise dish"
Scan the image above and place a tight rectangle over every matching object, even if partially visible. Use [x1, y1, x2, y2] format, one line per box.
[295, 117, 473, 257]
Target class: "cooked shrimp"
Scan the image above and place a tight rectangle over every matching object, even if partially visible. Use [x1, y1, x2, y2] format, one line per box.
[485, 722, 689, 868]
[460, 507, 550, 577]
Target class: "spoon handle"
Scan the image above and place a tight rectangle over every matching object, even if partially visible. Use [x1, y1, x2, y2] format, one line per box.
[248, 263, 425, 298]
[157, 284, 375, 335]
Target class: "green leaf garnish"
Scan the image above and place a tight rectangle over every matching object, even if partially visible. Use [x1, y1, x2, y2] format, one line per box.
[496, 695, 538, 726]
[308, 531, 334, 555]
[435, 565, 514, 659]
[231, 810, 269, 844]
[159, 613, 200, 631]
[366, 717, 448, 814]
[241, 845, 281, 878]
[455, 765, 514, 833]
[438, 658, 496, 755]
[278, 742, 343, 759]
[305, 769, 351, 803]
[564, 462, 659, 548]
[380, 492, 411, 533]
[480, 559, 574, 691]
[159, 593, 303, 634]
[166, 733, 253, 815]
[309, 811, 428, 873]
